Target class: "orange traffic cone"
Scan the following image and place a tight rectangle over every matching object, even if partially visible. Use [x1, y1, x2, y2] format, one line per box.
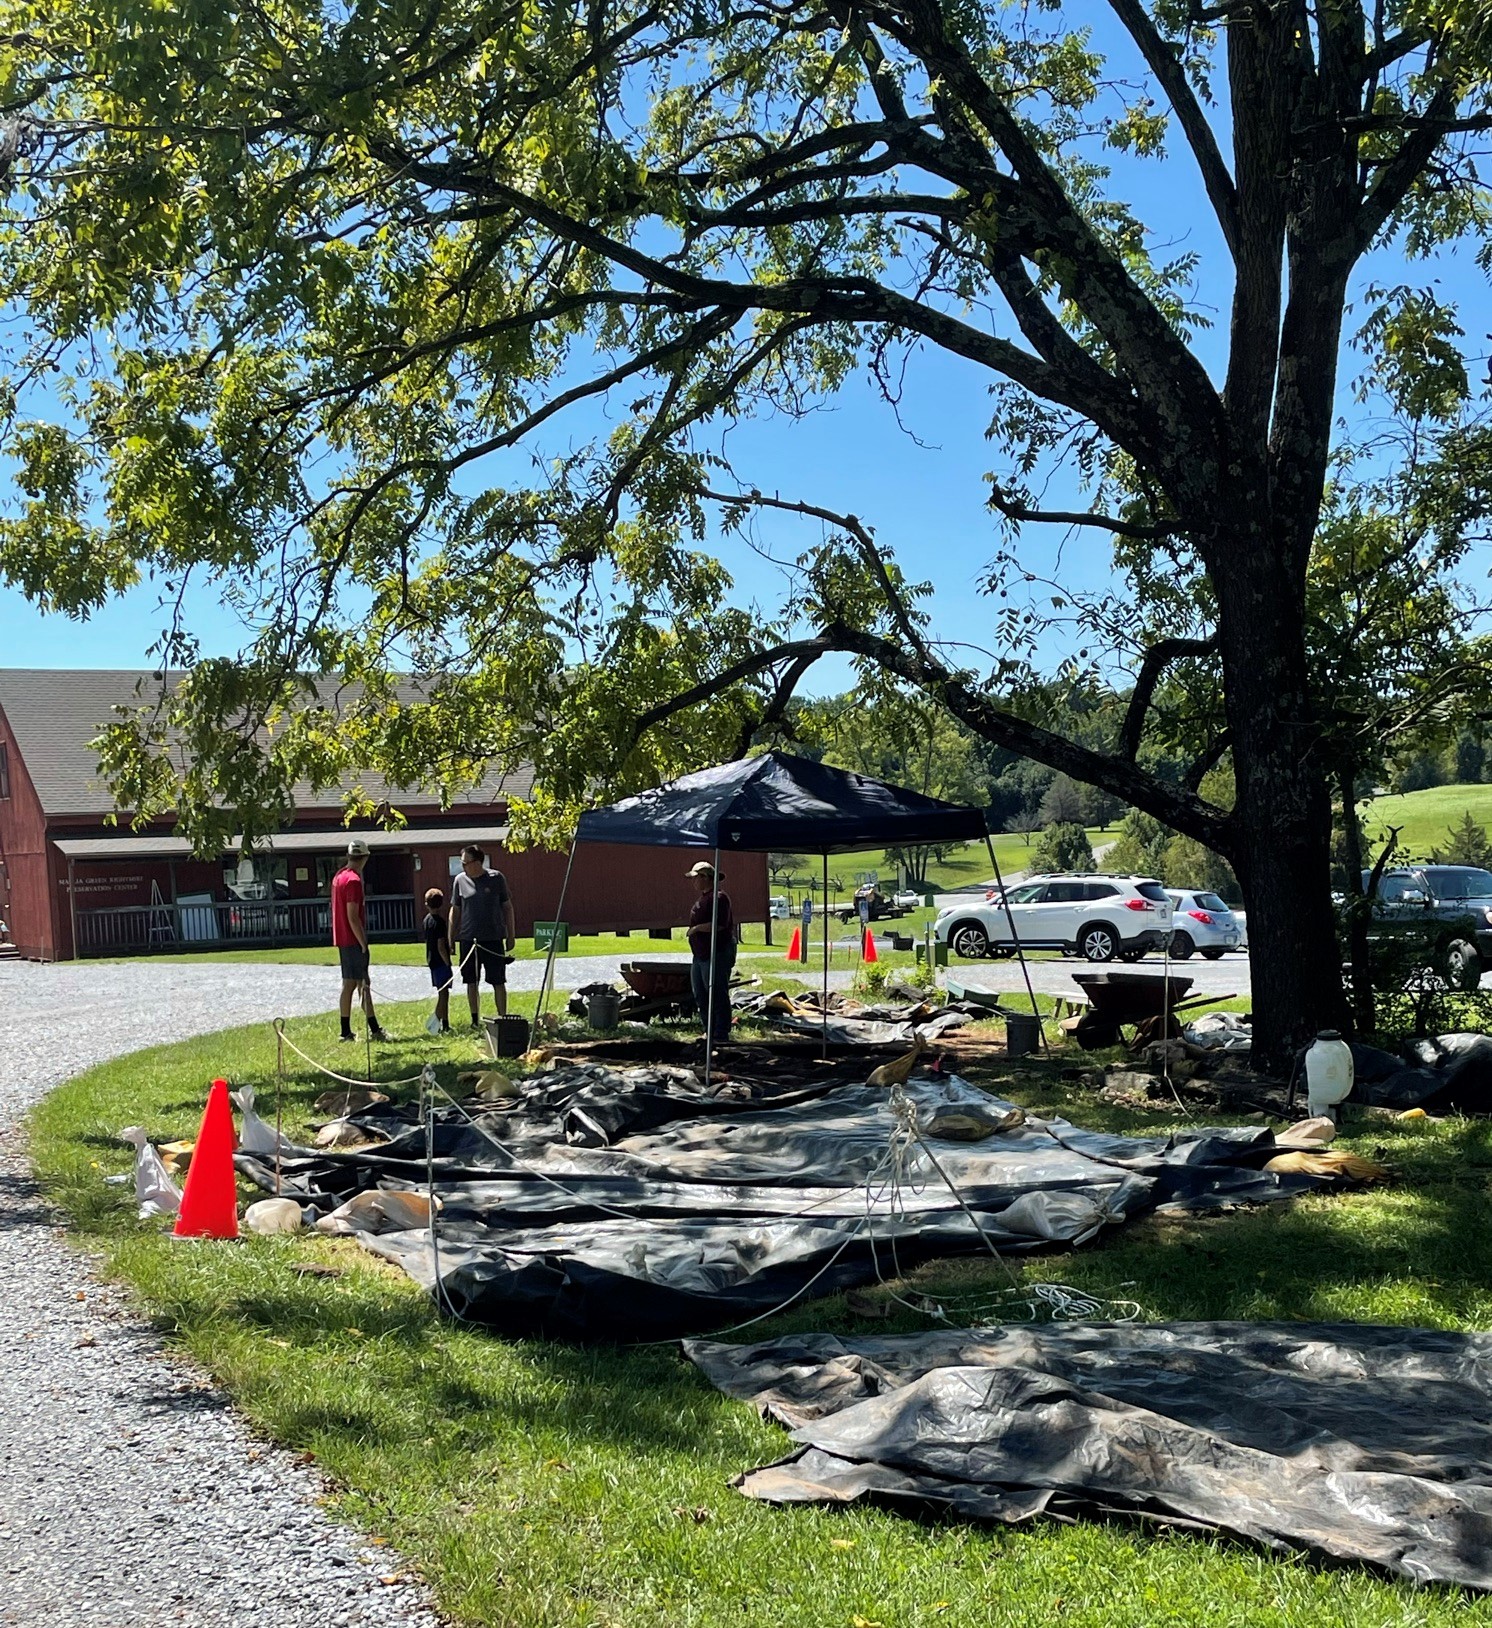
[785, 926, 801, 961]
[863, 930, 879, 963]
[173, 1078, 240, 1239]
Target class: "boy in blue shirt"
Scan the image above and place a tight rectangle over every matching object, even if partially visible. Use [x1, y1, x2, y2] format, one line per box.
[423, 887, 453, 1032]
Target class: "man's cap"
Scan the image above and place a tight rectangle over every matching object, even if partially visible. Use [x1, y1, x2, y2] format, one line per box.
[346, 838, 370, 857]
[687, 861, 715, 877]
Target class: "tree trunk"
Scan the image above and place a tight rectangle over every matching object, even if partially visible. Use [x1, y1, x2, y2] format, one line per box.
[1338, 762, 1375, 1037]
[1214, 538, 1349, 1068]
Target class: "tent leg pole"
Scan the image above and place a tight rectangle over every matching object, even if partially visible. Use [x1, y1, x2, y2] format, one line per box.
[821, 853, 829, 1061]
[984, 833, 1047, 1049]
[704, 845, 720, 1088]
[535, 839, 579, 1025]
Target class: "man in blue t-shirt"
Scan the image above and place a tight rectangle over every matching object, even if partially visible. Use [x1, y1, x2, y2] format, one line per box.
[448, 844, 516, 1028]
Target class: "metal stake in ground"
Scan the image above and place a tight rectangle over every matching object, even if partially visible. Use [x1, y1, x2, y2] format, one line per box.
[703, 844, 721, 1089]
[821, 852, 830, 1060]
[983, 832, 1046, 1049]
[534, 837, 579, 1027]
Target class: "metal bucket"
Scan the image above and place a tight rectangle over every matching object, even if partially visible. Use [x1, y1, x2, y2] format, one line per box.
[587, 989, 622, 1030]
[1005, 1011, 1043, 1059]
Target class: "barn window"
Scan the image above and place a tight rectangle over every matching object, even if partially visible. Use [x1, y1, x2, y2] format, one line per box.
[0, 742, 9, 799]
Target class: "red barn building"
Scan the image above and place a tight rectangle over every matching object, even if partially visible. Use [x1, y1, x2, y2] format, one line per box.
[0, 669, 765, 961]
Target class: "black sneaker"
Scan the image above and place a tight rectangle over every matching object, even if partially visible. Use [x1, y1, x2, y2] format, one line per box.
[369, 1027, 390, 1042]
[338, 1032, 356, 1044]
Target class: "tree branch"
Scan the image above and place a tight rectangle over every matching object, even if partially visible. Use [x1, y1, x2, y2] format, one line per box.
[831, 622, 1231, 847]
[1104, 0, 1240, 257]
[989, 482, 1177, 541]
[734, 650, 819, 756]
[626, 636, 837, 748]
[1119, 635, 1219, 760]
[1353, 86, 1458, 254]
[1183, 731, 1231, 792]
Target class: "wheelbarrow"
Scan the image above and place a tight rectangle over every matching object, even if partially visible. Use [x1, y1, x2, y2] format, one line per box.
[614, 959, 698, 1022]
[1068, 970, 1195, 1050]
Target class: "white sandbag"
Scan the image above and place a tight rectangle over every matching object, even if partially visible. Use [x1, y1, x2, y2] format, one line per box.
[118, 1126, 182, 1219]
[314, 1117, 389, 1149]
[244, 1197, 304, 1234]
[1278, 1116, 1336, 1146]
[231, 1083, 298, 1158]
[315, 1188, 436, 1236]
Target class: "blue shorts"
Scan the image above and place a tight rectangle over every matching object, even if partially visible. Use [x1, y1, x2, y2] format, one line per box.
[429, 961, 453, 990]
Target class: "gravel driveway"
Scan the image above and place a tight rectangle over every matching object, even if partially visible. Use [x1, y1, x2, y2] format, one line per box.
[0, 961, 446, 1628]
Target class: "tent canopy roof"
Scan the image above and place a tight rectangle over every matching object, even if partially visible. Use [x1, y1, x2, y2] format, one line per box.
[574, 751, 988, 855]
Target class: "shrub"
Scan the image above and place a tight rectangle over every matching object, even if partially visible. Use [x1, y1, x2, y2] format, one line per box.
[1031, 821, 1095, 873]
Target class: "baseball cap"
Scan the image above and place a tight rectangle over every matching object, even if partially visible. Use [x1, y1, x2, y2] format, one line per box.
[346, 838, 370, 857]
[687, 861, 715, 877]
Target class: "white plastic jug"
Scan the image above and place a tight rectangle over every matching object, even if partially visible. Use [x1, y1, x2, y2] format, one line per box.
[1305, 1030, 1354, 1119]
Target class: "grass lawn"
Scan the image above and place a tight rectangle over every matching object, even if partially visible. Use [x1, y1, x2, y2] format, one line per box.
[28, 995, 1492, 1627]
[1360, 782, 1492, 860]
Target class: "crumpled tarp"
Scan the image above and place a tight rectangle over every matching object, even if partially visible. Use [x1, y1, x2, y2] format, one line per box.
[687, 1320, 1492, 1590]
[1351, 1033, 1492, 1112]
[240, 1068, 1354, 1340]
[730, 989, 984, 1047]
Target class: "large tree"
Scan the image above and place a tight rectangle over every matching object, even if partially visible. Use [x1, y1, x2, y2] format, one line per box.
[0, 0, 1489, 1060]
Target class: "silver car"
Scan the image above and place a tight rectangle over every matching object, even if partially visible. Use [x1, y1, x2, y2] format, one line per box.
[1165, 890, 1242, 960]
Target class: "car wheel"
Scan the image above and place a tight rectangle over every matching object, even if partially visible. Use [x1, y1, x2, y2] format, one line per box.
[1443, 938, 1482, 992]
[949, 921, 990, 959]
[1168, 932, 1195, 960]
[1200, 949, 1226, 961]
[1080, 923, 1118, 962]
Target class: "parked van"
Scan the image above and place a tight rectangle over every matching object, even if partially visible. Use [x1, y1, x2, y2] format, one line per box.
[769, 895, 791, 919]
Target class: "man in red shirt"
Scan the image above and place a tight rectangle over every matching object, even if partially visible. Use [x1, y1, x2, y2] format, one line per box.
[331, 839, 387, 1042]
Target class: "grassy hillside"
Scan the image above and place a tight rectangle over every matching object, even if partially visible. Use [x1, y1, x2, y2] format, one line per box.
[778, 828, 1114, 895]
[1359, 783, 1492, 861]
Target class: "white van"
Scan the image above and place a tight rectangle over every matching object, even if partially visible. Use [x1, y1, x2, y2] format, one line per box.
[769, 895, 791, 919]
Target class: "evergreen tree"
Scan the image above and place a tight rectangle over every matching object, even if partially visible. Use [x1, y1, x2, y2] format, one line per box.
[1429, 812, 1492, 869]
[1031, 823, 1095, 875]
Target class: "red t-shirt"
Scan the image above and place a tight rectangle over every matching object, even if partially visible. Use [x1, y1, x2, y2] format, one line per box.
[330, 866, 364, 946]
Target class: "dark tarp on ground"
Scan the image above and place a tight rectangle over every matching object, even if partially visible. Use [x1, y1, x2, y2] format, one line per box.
[573, 750, 989, 854]
[1351, 1034, 1492, 1113]
[686, 1321, 1492, 1591]
[240, 1071, 1346, 1341]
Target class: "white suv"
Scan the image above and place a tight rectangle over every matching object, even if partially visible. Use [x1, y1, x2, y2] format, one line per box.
[935, 874, 1174, 962]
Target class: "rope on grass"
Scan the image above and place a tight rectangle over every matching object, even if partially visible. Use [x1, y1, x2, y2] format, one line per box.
[271, 1018, 427, 1091]
[866, 1078, 1146, 1327]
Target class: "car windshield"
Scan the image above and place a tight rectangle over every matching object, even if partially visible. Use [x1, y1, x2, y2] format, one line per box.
[1424, 867, 1492, 900]
[1136, 882, 1170, 902]
[1195, 893, 1229, 912]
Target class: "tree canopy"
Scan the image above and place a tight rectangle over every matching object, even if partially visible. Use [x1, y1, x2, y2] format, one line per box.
[1, 0, 1490, 1056]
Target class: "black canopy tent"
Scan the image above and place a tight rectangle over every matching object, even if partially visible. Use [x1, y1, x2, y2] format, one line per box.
[535, 752, 1044, 1067]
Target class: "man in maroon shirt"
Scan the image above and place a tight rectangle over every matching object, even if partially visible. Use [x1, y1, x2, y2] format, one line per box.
[331, 840, 387, 1042]
[687, 860, 735, 1044]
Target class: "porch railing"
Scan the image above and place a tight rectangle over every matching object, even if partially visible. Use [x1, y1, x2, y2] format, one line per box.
[74, 893, 417, 955]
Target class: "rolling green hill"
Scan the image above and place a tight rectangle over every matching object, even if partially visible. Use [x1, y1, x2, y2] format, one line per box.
[1359, 783, 1492, 860]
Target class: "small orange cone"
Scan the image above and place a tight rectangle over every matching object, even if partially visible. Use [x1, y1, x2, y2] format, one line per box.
[173, 1078, 240, 1239]
[863, 930, 879, 963]
[785, 926, 801, 961]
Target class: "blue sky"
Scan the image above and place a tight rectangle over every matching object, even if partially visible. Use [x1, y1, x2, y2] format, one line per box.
[2, 15, 1486, 689]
